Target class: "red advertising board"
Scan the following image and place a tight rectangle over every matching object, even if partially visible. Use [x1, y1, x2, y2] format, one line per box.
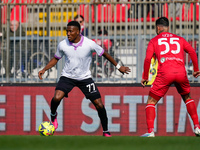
[0, 85, 199, 136]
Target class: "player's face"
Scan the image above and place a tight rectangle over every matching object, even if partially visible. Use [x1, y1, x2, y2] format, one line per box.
[66, 26, 80, 42]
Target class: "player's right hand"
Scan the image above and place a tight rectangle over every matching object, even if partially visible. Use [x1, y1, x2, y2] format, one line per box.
[193, 71, 200, 78]
[141, 79, 149, 87]
[38, 69, 45, 80]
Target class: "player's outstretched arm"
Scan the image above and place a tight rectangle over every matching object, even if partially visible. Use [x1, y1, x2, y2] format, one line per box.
[102, 51, 131, 74]
[193, 71, 200, 78]
[38, 57, 59, 80]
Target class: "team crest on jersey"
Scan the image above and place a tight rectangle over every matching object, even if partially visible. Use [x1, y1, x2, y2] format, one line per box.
[160, 57, 165, 63]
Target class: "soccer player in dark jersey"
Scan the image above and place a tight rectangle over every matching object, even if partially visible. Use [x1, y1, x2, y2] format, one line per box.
[141, 17, 200, 137]
[38, 21, 130, 137]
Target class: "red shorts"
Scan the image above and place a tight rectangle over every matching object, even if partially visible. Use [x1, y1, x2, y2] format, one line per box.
[150, 72, 190, 100]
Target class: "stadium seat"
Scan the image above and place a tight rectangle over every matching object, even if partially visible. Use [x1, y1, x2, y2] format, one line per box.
[97, 4, 113, 23]
[78, 4, 113, 23]
[2, 0, 23, 3]
[163, 3, 168, 18]
[10, 5, 28, 23]
[1, 0, 54, 24]
[161, 3, 173, 21]
[196, 3, 199, 21]
[175, 3, 199, 21]
[1, 6, 7, 24]
[181, 3, 186, 21]
[187, 3, 199, 21]
[112, 4, 130, 22]
[1, 0, 28, 23]
[2, 0, 53, 3]
[29, 0, 53, 3]
[77, 4, 95, 23]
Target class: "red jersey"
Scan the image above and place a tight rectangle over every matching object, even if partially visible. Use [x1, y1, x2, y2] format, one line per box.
[143, 32, 199, 80]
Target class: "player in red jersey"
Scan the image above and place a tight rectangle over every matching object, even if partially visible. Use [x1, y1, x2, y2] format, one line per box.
[141, 17, 200, 137]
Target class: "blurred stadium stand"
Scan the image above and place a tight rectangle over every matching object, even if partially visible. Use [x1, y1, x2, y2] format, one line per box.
[0, 0, 200, 83]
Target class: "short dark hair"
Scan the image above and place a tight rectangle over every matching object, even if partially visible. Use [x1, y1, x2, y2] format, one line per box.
[67, 21, 81, 31]
[156, 17, 169, 27]
[74, 15, 84, 21]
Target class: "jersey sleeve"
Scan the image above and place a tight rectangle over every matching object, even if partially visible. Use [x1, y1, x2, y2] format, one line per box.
[183, 38, 199, 72]
[54, 43, 64, 59]
[91, 40, 104, 56]
[143, 41, 155, 80]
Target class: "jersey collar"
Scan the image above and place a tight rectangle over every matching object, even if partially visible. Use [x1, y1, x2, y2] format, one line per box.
[69, 35, 84, 50]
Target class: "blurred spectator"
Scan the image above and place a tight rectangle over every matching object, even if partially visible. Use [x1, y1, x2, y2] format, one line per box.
[169, 0, 182, 19]
[2, 20, 30, 77]
[74, 15, 88, 36]
[128, 0, 157, 20]
[91, 29, 113, 77]
[94, 29, 113, 53]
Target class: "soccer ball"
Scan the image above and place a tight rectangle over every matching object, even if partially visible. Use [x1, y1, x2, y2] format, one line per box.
[38, 121, 55, 136]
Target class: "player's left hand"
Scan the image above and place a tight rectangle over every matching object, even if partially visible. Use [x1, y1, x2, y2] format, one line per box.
[118, 66, 131, 74]
[141, 79, 149, 87]
[193, 71, 200, 78]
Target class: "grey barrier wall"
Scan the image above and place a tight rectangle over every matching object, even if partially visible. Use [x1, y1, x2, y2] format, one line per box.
[0, 0, 200, 83]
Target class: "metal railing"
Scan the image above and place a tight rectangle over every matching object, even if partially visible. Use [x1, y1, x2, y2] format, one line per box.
[0, 0, 200, 83]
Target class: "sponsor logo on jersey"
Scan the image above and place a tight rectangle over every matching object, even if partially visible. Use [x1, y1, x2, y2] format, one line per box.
[166, 57, 183, 62]
[160, 57, 165, 63]
[160, 57, 183, 63]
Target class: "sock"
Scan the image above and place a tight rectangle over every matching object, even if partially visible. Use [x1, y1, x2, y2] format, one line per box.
[97, 106, 108, 131]
[185, 99, 199, 128]
[146, 104, 156, 133]
[50, 98, 61, 115]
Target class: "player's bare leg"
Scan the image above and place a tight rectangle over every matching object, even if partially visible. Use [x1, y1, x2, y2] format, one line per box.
[92, 98, 111, 137]
[181, 93, 200, 137]
[50, 90, 65, 130]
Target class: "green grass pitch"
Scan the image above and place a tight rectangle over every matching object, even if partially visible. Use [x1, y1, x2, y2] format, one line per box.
[0, 135, 199, 150]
